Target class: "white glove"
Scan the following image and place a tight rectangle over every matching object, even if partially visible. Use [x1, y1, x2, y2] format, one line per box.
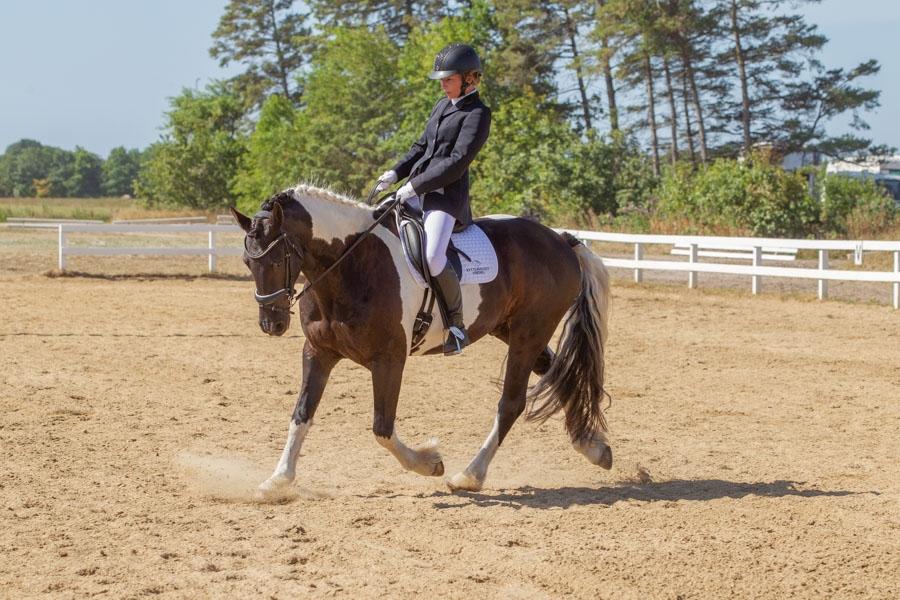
[375, 169, 398, 192]
[395, 181, 417, 204]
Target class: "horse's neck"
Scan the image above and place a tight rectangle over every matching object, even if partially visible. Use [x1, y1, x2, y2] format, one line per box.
[294, 191, 373, 246]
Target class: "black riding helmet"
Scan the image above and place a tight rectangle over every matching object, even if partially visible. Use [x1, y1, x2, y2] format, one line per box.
[428, 43, 482, 80]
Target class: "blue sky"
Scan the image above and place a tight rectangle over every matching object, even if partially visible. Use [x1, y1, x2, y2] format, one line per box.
[1, 0, 898, 157]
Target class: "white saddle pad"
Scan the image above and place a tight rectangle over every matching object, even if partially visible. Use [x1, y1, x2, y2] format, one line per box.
[403, 223, 499, 288]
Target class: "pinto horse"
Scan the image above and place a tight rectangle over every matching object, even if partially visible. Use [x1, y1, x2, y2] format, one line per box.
[231, 185, 611, 497]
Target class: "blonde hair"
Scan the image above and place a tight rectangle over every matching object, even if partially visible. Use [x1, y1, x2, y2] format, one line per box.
[463, 70, 483, 89]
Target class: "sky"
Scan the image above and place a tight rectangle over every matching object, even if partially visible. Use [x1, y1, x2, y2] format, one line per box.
[1, 0, 898, 157]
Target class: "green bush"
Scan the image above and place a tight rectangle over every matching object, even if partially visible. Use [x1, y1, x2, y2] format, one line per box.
[658, 157, 819, 237]
[135, 83, 246, 209]
[820, 173, 896, 236]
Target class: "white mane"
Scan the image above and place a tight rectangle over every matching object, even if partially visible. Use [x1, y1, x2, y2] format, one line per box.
[289, 183, 373, 213]
[285, 182, 375, 242]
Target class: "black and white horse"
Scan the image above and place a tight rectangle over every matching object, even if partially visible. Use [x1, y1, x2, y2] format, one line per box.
[232, 184, 611, 496]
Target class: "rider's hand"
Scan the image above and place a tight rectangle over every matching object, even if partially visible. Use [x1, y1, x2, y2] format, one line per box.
[395, 181, 416, 204]
[375, 169, 398, 192]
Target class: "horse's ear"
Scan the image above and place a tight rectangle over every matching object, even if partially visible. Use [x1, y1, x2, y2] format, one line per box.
[271, 202, 284, 231]
[230, 207, 252, 233]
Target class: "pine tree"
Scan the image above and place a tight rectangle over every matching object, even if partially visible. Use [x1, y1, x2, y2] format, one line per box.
[210, 0, 312, 110]
[713, 0, 826, 151]
[593, 0, 620, 133]
[714, 0, 882, 158]
[309, 0, 449, 40]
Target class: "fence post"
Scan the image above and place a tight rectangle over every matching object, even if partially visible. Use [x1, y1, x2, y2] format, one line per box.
[688, 243, 698, 289]
[58, 225, 66, 271]
[208, 229, 217, 273]
[751, 246, 762, 295]
[893, 250, 899, 310]
[818, 249, 828, 301]
[633, 242, 643, 283]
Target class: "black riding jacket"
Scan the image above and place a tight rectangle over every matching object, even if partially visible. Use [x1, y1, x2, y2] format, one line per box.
[392, 91, 491, 227]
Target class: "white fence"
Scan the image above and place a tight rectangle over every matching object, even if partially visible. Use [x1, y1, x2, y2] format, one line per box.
[15, 222, 900, 309]
[54, 223, 242, 273]
[561, 230, 900, 309]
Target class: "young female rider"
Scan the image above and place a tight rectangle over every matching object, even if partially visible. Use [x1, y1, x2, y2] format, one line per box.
[375, 43, 491, 355]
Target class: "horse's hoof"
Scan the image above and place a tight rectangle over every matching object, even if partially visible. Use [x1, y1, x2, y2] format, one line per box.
[255, 476, 291, 501]
[410, 439, 444, 477]
[598, 446, 613, 470]
[446, 471, 483, 492]
[573, 436, 613, 470]
[410, 459, 444, 477]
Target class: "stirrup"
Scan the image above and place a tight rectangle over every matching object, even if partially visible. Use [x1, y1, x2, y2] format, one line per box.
[443, 325, 469, 356]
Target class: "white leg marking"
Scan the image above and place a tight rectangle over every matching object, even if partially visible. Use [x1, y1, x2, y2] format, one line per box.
[258, 420, 311, 494]
[447, 416, 500, 492]
[376, 432, 444, 476]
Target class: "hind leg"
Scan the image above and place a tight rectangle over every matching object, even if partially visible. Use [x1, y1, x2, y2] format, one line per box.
[491, 325, 554, 375]
[447, 336, 547, 492]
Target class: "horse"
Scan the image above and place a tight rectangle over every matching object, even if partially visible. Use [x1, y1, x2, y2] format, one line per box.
[231, 184, 611, 497]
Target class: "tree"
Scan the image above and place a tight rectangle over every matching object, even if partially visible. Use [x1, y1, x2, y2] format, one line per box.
[310, 0, 448, 41]
[210, 0, 312, 110]
[0, 139, 75, 197]
[714, 0, 826, 151]
[712, 0, 882, 158]
[135, 83, 247, 208]
[599, 0, 666, 173]
[102, 147, 143, 196]
[779, 59, 882, 157]
[293, 26, 406, 195]
[594, 0, 620, 133]
[63, 147, 103, 197]
[232, 94, 306, 212]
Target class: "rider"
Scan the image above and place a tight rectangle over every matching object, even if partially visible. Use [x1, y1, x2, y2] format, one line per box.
[376, 43, 491, 355]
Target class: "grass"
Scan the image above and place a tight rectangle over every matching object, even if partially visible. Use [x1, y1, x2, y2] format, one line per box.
[0, 197, 217, 223]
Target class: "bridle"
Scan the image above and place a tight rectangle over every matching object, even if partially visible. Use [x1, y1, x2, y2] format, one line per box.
[243, 186, 401, 313]
[243, 232, 304, 313]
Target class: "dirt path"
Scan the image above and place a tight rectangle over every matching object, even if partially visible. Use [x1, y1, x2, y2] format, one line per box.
[1, 241, 898, 598]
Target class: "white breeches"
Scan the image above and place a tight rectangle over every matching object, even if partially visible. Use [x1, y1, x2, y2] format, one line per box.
[424, 209, 455, 275]
[408, 196, 456, 276]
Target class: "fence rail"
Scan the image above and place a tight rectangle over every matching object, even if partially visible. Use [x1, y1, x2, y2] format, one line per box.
[23, 223, 900, 309]
[111, 216, 209, 224]
[55, 223, 242, 273]
[560, 229, 900, 309]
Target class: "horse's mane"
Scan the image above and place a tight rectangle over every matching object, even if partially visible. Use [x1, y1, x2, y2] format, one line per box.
[260, 182, 373, 213]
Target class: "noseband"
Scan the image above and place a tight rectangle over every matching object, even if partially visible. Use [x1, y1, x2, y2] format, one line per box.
[243, 233, 304, 312]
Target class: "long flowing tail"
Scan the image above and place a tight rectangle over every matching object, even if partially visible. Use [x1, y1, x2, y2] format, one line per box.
[526, 234, 610, 443]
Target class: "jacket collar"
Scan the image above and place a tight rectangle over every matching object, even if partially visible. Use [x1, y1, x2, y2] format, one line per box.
[441, 90, 479, 117]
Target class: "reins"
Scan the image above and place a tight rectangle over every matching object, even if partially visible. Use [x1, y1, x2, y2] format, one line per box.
[245, 185, 402, 311]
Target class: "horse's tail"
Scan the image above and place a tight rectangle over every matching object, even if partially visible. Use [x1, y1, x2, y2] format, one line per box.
[526, 234, 610, 443]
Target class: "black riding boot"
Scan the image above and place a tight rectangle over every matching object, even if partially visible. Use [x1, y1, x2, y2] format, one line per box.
[431, 264, 469, 355]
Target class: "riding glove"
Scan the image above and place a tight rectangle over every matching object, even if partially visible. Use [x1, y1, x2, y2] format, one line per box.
[375, 170, 398, 192]
[395, 181, 417, 204]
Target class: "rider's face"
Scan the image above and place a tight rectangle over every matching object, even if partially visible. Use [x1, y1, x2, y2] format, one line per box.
[440, 74, 464, 99]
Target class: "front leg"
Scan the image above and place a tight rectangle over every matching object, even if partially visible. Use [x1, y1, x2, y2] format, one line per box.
[257, 341, 339, 499]
[370, 355, 444, 477]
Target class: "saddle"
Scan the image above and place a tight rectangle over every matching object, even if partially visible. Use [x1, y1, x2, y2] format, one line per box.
[392, 204, 499, 354]
[395, 204, 460, 353]
[395, 204, 465, 283]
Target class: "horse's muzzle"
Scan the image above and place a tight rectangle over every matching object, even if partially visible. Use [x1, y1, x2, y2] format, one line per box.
[259, 313, 289, 336]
